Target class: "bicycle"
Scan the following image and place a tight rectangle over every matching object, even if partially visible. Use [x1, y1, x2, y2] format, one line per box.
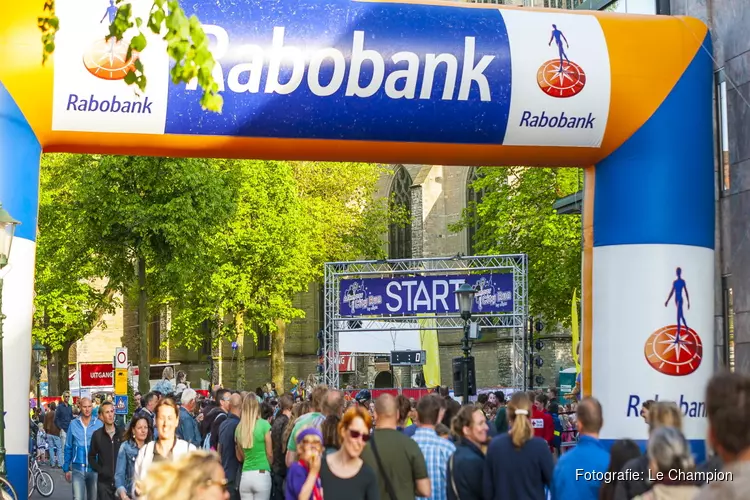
[0, 475, 18, 500]
[27, 456, 53, 498]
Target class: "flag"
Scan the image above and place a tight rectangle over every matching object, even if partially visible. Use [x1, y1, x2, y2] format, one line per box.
[571, 288, 580, 374]
[419, 315, 441, 388]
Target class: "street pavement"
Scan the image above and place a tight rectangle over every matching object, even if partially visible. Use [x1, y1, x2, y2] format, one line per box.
[30, 466, 67, 500]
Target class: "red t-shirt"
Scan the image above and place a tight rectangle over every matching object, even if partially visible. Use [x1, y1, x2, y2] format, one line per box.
[531, 408, 554, 444]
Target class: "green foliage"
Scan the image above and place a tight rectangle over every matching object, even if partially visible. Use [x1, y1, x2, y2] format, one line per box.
[127, 377, 137, 418]
[39, 0, 222, 111]
[451, 167, 582, 327]
[33, 154, 118, 352]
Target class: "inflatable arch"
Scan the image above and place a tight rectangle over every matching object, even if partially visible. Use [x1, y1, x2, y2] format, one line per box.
[1, 0, 713, 491]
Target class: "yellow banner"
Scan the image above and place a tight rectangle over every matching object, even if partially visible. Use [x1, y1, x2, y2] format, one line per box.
[418, 315, 441, 388]
[571, 288, 580, 374]
[114, 369, 128, 395]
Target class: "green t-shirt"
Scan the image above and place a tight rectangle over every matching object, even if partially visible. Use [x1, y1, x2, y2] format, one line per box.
[237, 418, 272, 472]
[286, 412, 324, 453]
[361, 428, 428, 500]
[495, 406, 508, 434]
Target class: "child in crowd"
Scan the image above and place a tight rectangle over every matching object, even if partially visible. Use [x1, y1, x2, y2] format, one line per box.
[436, 423, 451, 439]
[36, 423, 48, 464]
[286, 428, 324, 500]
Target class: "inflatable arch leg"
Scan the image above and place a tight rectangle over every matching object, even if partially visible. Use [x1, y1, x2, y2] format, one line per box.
[0, 1, 714, 493]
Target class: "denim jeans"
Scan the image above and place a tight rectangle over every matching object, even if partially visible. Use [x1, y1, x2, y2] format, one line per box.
[72, 470, 97, 500]
[47, 435, 63, 466]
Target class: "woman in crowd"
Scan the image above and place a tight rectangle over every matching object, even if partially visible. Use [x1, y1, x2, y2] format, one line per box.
[174, 371, 189, 394]
[483, 392, 553, 500]
[448, 405, 489, 500]
[634, 427, 700, 500]
[138, 450, 229, 500]
[134, 398, 196, 494]
[321, 414, 341, 455]
[320, 406, 378, 500]
[151, 367, 175, 396]
[236, 394, 273, 500]
[599, 439, 642, 500]
[614, 401, 684, 500]
[115, 415, 153, 500]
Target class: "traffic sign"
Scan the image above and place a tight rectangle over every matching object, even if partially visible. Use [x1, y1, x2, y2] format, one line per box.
[390, 350, 426, 366]
[114, 348, 128, 369]
[114, 395, 128, 415]
[114, 369, 128, 395]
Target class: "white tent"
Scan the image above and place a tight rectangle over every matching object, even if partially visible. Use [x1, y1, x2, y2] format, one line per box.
[339, 320, 422, 354]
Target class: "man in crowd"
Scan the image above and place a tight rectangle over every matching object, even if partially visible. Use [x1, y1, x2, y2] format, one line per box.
[286, 386, 343, 466]
[177, 388, 202, 448]
[204, 388, 232, 450]
[88, 401, 123, 500]
[362, 394, 430, 500]
[396, 394, 413, 431]
[55, 391, 73, 451]
[412, 394, 455, 500]
[696, 371, 750, 499]
[404, 396, 446, 438]
[218, 393, 243, 500]
[44, 401, 63, 468]
[552, 397, 610, 500]
[63, 397, 103, 500]
[271, 394, 293, 500]
[532, 393, 554, 449]
[134, 392, 158, 436]
[494, 391, 508, 434]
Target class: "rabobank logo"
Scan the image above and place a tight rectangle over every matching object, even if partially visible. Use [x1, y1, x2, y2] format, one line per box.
[82, 0, 139, 81]
[644, 267, 703, 376]
[536, 24, 586, 99]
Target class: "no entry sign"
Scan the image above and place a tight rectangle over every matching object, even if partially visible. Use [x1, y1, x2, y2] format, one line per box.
[79, 362, 113, 388]
[114, 347, 128, 369]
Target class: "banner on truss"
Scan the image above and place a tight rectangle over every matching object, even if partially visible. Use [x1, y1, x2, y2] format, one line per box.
[339, 273, 514, 316]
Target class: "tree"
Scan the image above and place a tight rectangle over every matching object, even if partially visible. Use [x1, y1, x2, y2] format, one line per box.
[39, 0, 222, 111]
[33, 154, 118, 394]
[71, 155, 235, 393]
[452, 167, 582, 328]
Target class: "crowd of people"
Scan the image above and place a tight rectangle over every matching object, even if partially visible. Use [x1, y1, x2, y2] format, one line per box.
[31, 369, 750, 500]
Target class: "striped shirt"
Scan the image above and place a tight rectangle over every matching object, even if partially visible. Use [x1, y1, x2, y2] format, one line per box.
[412, 427, 456, 500]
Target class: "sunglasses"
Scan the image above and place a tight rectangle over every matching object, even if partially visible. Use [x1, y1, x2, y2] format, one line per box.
[349, 430, 370, 442]
[205, 478, 228, 491]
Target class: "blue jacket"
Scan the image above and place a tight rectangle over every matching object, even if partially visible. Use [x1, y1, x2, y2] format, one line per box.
[63, 416, 103, 473]
[552, 435, 610, 500]
[114, 440, 142, 497]
[176, 406, 202, 448]
[448, 439, 485, 500]
[54, 402, 73, 432]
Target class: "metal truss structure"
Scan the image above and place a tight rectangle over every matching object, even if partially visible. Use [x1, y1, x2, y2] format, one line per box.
[323, 254, 528, 390]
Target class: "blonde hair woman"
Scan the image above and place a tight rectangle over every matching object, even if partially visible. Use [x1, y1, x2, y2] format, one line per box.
[615, 401, 684, 500]
[235, 394, 272, 500]
[483, 392, 553, 500]
[138, 450, 229, 500]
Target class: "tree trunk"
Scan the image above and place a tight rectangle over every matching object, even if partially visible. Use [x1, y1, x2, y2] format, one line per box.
[50, 341, 73, 395]
[271, 319, 286, 393]
[234, 311, 245, 390]
[137, 257, 150, 395]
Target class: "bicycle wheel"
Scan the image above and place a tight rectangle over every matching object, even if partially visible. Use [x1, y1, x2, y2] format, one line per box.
[0, 475, 19, 500]
[26, 472, 32, 498]
[34, 472, 54, 498]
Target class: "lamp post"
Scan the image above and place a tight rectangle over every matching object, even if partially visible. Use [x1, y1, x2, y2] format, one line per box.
[0, 203, 20, 477]
[33, 341, 46, 414]
[455, 283, 477, 405]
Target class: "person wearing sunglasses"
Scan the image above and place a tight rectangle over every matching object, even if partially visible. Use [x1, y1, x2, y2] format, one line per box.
[137, 450, 230, 500]
[320, 406, 379, 500]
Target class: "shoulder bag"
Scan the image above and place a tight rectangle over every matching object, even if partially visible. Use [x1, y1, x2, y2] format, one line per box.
[369, 433, 398, 500]
[449, 455, 461, 500]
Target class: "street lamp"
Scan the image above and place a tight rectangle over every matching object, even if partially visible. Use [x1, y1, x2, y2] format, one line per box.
[0, 203, 20, 478]
[33, 340, 46, 414]
[455, 283, 477, 404]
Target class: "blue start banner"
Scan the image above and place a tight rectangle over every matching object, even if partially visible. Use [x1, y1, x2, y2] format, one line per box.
[339, 273, 514, 316]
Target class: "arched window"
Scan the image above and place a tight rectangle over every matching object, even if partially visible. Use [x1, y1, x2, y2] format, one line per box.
[466, 167, 485, 255]
[389, 166, 412, 259]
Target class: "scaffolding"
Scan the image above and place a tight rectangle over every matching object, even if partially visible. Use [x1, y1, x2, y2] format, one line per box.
[323, 254, 528, 390]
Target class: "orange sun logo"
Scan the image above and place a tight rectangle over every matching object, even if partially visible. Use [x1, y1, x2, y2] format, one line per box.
[83, 37, 138, 81]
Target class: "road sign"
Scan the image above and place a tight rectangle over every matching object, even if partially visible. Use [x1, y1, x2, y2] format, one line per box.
[114, 395, 128, 415]
[115, 348, 128, 369]
[79, 362, 113, 388]
[390, 350, 426, 366]
[114, 369, 128, 395]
